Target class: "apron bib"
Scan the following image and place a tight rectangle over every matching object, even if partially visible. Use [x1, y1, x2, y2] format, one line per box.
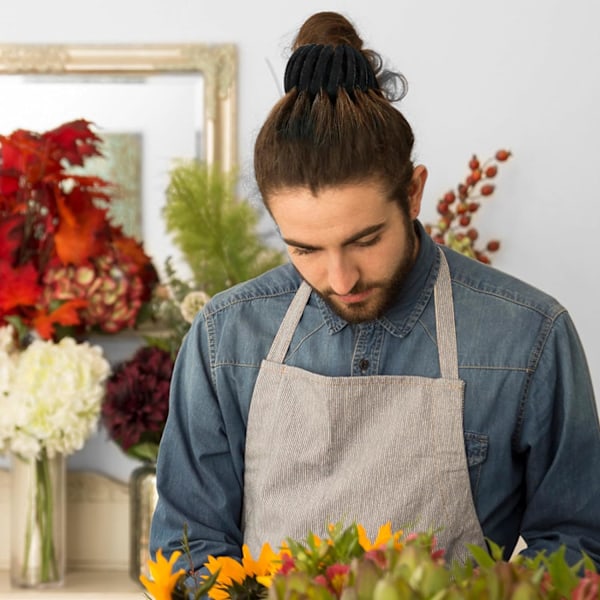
[243, 250, 485, 563]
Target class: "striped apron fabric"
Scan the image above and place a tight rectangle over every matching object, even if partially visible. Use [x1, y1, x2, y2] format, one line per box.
[243, 250, 485, 564]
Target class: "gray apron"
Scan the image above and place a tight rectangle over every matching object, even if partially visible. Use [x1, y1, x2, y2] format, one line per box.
[243, 250, 485, 564]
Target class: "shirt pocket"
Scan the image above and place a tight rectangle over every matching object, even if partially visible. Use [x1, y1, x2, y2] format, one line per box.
[464, 431, 488, 498]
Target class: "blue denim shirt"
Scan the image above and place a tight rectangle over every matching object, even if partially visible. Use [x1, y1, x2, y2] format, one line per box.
[151, 221, 600, 573]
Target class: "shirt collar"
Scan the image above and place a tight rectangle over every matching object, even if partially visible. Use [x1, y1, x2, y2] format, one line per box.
[314, 220, 440, 336]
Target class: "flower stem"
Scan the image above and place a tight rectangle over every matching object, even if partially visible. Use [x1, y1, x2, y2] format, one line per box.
[39, 451, 58, 581]
[19, 450, 59, 583]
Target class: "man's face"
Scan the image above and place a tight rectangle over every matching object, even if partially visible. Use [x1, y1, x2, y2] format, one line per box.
[268, 171, 426, 323]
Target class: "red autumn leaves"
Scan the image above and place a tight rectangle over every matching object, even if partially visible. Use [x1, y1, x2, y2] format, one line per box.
[0, 119, 157, 340]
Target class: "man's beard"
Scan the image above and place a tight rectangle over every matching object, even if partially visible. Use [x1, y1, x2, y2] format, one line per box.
[313, 222, 418, 324]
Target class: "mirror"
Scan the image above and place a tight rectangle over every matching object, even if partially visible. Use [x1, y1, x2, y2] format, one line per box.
[0, 43, 237, 277]
[0, 44, 237, 480]
[0, 43, 236, 167]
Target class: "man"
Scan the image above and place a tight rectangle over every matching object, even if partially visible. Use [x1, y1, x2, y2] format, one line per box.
[150, 11, 600, 576]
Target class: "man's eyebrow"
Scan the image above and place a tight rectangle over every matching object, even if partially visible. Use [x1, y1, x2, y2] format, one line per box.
[282, 222, 385, 250]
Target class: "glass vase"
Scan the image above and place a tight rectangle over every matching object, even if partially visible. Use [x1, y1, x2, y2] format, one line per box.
[10, 450, 66, 588]
[129, 461, 158, 584]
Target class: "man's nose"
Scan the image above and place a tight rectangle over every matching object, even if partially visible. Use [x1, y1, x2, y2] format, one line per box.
[327, 254, 359, 296]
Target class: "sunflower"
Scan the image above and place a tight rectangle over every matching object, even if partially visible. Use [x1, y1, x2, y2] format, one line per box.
[204, 543, 279, 600]
[140, 549, 185, 600]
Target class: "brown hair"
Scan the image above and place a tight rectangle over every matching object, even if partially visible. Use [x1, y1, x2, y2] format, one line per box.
[254, 11, 415, 212]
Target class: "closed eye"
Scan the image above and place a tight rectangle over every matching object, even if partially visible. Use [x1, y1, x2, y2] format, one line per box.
[283, 223, 385, 256]
[290, 246, 317, 256]
[353, 234, 381, 248]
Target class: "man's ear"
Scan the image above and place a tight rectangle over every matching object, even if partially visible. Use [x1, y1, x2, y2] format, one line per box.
[408, 165, 428, 220]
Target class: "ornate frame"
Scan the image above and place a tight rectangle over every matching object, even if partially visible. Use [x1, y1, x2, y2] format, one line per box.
[0, 43, 237, 170]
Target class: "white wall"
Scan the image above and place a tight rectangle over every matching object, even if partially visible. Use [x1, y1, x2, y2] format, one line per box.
[1, 0, 598, 479]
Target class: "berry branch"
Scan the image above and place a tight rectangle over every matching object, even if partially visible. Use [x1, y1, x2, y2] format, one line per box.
[424, 149, 512, 264]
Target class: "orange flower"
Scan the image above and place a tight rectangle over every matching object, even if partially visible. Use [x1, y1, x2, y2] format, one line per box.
[204, 542, 279, 600]
[140, 548, 185, 600]
[357, 522, 403, 552]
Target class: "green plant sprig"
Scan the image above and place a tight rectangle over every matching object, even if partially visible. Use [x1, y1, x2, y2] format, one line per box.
[163, 160, 285, 297]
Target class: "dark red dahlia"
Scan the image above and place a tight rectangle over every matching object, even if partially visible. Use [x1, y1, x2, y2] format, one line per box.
[102, 345, 174, 459]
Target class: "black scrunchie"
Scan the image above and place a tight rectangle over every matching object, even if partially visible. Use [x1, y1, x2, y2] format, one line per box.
[284, 43, 379, 99]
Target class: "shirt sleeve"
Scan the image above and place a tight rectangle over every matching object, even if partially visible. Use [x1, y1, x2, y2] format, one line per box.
[149, 311, 244, 576]
[517, 310, 600, 568]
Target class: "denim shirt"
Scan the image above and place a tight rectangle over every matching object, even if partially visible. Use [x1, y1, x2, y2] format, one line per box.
[151, 221, 600, 573]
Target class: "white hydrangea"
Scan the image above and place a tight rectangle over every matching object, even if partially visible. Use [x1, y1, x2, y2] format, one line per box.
[0, 331, 111, 459]
[180, 290, 211, 324]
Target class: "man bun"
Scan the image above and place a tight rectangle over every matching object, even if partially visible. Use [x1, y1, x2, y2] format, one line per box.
[291, 11, 407, 102]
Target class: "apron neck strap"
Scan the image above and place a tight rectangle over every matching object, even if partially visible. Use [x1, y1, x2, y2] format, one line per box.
[434, 250, 459, 380]
[266, 249, 459, 380]
[266, 281, 312, 363]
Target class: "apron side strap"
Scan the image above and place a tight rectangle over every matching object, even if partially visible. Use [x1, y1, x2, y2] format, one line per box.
[434, 250, 460, 380]
[266, 281, 313, 363]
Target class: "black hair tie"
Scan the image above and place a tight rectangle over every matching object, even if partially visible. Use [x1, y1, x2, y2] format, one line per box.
[284, 43, 379, 99]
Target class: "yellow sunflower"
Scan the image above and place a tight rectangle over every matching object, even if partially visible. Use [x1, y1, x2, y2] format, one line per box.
[204, 542, 279, 600]
[140, 548, 185, 600]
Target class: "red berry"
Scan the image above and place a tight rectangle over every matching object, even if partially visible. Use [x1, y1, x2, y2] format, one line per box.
[437, 201, 449, 215]
[457, 202, 468, 214]
[495, 149, 511, 161]
[487, 240, 500, 252]
[468, 202, 480, 212]
[478, 254, 491, 264]
[469, 155, 480, 170]
[481, 184, 495, 196]
[443, 191, 456, 204]
[459, 215, 471, 227]
[467, 228, 478, 241]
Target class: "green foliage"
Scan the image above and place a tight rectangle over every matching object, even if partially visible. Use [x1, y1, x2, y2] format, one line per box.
[144, 257, 197, 358]
[163, 160, 285, 297]
[160, 521, 599, 600]
[265, 524, 598, 600]
[126, 439, 161, 463]
[284, 523, 364, 577]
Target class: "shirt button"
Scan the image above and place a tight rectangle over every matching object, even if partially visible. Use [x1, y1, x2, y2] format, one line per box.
[359, 358, 369, 371]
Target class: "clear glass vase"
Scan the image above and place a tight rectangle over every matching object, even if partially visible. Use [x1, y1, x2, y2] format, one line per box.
[10, 450, 66, 588]
[129, 461, 158, 584]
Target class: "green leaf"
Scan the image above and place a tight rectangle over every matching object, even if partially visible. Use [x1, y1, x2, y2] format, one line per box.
[190, 569, 220, 600]
[126, 441, 159, 463]
[486, 538, 506, 562]
[5, 315, 32, 346]
[582, 552, 598, 573]
[543, 545, 581, 597]
[466, 543, 496, 568]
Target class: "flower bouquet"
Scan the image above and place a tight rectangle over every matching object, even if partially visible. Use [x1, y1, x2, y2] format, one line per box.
[0, 324, 111, 586]
[142, 522, 599, 600]
[0, 119, 158, 343]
